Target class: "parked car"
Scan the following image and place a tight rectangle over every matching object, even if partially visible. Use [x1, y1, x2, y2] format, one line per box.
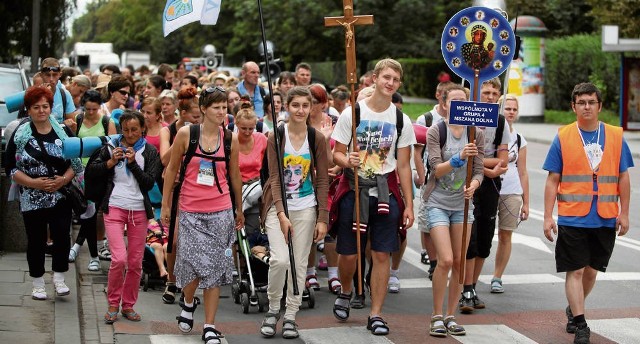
[0, 64, 31, 173]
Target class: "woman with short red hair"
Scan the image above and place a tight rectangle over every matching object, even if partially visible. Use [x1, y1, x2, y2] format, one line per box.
[4, 86, 84, 300]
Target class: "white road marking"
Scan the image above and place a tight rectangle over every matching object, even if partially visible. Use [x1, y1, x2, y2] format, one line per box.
[477, 273, 565, 285]
[299, 327, 394, 344]
[589, 318, 640, 344]
[452, 324, 537, 343]
[150, 335, 228, 343]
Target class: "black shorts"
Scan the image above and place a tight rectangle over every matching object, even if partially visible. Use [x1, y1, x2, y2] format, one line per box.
[467, 177, 500, 259]
[555, 225, 616, 273]
[336, 191, 400, 255]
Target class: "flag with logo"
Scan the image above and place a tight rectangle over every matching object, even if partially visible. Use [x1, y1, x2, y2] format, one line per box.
[163, 0, 222, 37]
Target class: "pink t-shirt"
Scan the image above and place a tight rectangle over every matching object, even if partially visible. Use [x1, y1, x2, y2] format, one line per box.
[146, 134, 161, 152]
[239, 132, 267, 183]
[179, 128, 232, 213]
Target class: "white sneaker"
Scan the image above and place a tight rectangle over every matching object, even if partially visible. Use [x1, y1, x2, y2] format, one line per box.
[32, 286, 47, 300]
[54, 280, 70, 296]
[68, 247, 79, 262]
[88, 258, 100, 272]
[388, 276, 400, 293]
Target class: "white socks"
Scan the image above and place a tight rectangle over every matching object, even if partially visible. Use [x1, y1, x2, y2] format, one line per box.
[53, 272, 65, 283]
[181, 301, 194, 320]
[33, 277, 45, 287]
[390, 269, 399, 278]
[328, 267, 339, 280]
[306, 267, 316, 276]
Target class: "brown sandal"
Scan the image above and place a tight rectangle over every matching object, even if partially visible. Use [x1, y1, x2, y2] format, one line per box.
[121, 308, 141, 322]
[104, 306, 119, 324]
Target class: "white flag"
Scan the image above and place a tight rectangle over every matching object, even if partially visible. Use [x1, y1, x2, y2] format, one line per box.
[200, 0, 222, 25]
[163, 0, 222, 37]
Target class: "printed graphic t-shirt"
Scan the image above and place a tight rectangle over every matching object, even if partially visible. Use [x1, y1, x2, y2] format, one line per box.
[283, 124, 316, 211]
[332, 100, 416, 183]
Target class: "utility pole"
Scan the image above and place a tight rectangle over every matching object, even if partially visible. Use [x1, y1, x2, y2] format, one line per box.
[31, 0, 41, 73]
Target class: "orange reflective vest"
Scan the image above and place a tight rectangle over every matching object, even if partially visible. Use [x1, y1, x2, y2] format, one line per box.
[557, 123, 622, 218]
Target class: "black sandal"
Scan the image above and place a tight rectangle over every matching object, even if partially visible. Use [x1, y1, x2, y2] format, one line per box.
[333, 292, 352, 321]
[176, 299, 198, 333]
[202, 327, 224, 344]
[162, 283, 177, 304]
[259, 311, 280, 338]
[282, 319, 299, 339]
[367, 316, 390, 335]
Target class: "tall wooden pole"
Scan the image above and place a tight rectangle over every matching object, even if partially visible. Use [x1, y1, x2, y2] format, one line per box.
[324, 0, 373, 296]
[458, 68, 479, 284]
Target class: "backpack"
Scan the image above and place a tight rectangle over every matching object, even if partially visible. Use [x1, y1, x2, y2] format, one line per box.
[349, 103, 404, 157]
[260, 124, 317, 188]
[75, 113, 110, 136]
[84, 136, 112, 203]
[492, 114, 506, 157]
[168, 125, 233, 249]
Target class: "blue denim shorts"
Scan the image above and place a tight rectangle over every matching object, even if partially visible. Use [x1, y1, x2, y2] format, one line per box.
[427, 206, 474, 229]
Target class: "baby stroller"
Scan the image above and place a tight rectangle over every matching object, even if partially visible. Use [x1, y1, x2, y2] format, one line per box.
[141, 219, 167, 292]
[231, 181, 315, 313]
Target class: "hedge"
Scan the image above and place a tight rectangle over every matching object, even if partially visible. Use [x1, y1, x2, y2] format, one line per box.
[545, 34, 620, 112]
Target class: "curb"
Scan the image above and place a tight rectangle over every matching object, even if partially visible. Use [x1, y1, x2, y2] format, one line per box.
[55, 254, 82, 343]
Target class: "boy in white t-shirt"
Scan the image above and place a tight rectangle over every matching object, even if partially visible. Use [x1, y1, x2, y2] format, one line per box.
[330, 59, 416, 335]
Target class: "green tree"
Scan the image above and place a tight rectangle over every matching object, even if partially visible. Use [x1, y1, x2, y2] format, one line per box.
[0, 0, 75, 63]
[506, 0, 595, 37]
[586, 0, 640, 38]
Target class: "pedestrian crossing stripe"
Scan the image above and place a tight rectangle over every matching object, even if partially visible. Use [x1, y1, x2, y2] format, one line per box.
[452, 324, 537, 343]
[589, 318, 640, 344]
[300, 327, 393, 343]
[312, 272, 640, 291]
[147, 319, 640, 343]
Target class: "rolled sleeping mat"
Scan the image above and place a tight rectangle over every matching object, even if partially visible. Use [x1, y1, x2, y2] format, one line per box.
[5, 91, 26, 113]
[111, 108, 124, 127]
[62, 135, 120, 159]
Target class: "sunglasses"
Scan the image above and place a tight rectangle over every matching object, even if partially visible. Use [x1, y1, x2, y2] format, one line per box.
[41, 66, 61, 73]
[117, 90, 129, 96]
[202, 86, 226, 96]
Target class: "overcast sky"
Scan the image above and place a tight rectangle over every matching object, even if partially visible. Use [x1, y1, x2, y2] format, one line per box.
[66, 0, 89, 33]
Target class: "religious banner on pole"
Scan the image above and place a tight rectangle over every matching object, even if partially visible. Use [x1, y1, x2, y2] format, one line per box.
[441, 6, 515, 101]
[440, 6, 515, 283]
[163, 0, 222, 37]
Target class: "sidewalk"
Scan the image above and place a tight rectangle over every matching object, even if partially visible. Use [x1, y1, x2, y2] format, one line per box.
[0, 250, 81, 343]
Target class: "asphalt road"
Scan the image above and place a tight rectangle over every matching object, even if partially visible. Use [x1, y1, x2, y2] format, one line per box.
[91, 140, 640, 344]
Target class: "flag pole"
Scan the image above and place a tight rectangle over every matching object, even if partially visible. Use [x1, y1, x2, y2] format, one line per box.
[257, 0, 299, 296]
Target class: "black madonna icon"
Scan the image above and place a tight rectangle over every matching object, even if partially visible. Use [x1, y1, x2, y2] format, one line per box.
[441, 6, 515, 82]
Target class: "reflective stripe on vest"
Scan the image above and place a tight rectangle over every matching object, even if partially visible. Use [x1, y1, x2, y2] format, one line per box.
[557, 123, 622, 218]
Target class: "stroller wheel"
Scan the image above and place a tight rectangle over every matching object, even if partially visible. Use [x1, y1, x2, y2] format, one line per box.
[231, 284, 240, 304]
[307, 287, 315, 309]
[142, 273, 149, 292]
[240, 293, 250, 314]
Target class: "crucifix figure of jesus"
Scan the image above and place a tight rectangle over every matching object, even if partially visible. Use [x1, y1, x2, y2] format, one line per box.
[324, 0, 373, 84]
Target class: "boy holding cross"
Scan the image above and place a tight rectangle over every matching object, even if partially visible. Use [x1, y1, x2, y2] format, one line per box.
[330, 58, 416, 335]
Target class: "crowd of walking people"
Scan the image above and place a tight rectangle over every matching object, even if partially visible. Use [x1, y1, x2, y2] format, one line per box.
[3, 56, 631, 344]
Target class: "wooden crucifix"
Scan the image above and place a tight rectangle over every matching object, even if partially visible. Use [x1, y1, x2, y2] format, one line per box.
[324, 0, 373, 297]
[324, 0, 373, 84]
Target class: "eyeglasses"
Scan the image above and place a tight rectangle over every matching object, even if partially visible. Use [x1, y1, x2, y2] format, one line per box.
[41, 66, 61, 74]
[574, 100, 600, 108]
[202, 86, 226, 96]
[117, 90, 129, 96]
